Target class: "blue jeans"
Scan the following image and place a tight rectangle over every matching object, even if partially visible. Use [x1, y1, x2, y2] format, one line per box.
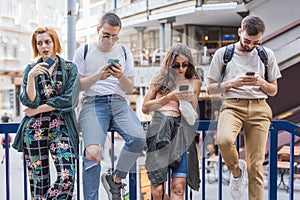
[79, 94, 146, 199]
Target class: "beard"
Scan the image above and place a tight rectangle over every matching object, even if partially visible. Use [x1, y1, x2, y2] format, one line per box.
[240, 41, 255, 52]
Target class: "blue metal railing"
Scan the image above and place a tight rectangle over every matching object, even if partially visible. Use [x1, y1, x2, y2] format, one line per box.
[0, 123, 80, 200]
[0, 123, 19, 200]
[193, 120, 300, 200]
[1, 120, 300, 200]
[268, 120, 300, 200]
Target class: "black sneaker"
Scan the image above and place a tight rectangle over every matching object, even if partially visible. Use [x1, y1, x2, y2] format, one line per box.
[101, 173, 126, 200]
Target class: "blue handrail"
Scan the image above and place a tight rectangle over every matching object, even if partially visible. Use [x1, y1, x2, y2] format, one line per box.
[1, 120, 299, 200]
[268, 120, 300, 200]
[0, 123, 19, 200]
[0, 123, 80, 200]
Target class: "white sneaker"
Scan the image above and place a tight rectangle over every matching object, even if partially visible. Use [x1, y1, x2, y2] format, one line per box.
[229, 159, 247, 199]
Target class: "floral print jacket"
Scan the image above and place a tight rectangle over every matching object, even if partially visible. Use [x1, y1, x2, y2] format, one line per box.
[12, 56, 80, 158]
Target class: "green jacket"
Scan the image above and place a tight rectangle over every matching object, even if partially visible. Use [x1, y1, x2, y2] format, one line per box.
[12, 56, 80, 158]
[145, 111, 200, 191]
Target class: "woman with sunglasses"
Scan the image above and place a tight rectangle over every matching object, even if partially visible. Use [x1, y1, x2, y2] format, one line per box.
[142, 43, 202, 199]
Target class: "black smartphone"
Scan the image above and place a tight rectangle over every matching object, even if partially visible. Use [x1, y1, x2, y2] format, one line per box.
[246, 72, 255, 76]
[44, 57, 55, 69]
[107, 59, 119, 70]
[179, 85, 189, 91]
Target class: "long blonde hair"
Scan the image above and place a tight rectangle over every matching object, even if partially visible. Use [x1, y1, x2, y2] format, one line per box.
[153, 43, 200, 94]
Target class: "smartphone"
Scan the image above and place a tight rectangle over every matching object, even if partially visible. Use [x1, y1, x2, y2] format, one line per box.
[246, 72, 255, 76]
[179, 85, 189, 91]
[108, 59, 119, 63]
[107, 59, 119, 70]
[44, 57, 55, 69]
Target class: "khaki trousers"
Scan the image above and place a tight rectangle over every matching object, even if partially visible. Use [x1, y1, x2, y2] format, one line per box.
[216, 99, 272, 200]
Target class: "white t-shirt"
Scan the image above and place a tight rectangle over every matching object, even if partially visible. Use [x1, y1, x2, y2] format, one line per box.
[73, 42, 134, 97]
[206, 43, 282, 99]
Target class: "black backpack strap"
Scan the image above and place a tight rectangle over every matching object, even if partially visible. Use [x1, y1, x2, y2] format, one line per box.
[256, 45, 269, 81]
[121, 45, 127, 61]
[218, 43, 235, 87]
[84, 43, 127, 61]
[83, 44, 88, 60]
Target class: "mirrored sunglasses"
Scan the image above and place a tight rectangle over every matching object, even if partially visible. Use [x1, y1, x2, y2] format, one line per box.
[172, 62, 189, 69]
[102, 34, 119, 41]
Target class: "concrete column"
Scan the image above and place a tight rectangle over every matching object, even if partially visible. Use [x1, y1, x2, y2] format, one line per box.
[134, 27, 147, 66]
[164, 22, 172, 50]
[67, 0, 76, 60]
[159, 23, 165, 64]
[159, 17, 176, 63]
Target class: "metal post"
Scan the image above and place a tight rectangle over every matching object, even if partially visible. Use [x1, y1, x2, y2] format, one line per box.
[201, 131, 206, 200]
[5, 133, 10, 200]
[129, 164, 137, 200]
[67, 0, 76, 60]
[114, 0, 117, 12]
[23, 153, 28, 200]
[268, 126, 278, 200]
[159, 23, 165, 65]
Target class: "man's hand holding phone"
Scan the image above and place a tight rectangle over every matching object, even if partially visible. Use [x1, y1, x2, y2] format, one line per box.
[107, 59, 119, 71]
[106, 59, 123, 79]
[241, 72, 259, 86]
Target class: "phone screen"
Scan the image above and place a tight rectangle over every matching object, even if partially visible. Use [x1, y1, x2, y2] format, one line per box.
[107, 59, 119, 70]
[108, 59, 119, 64]
[179, 85, 189, 91]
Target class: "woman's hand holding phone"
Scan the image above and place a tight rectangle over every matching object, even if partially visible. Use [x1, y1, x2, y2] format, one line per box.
[28, 58, 55, 78]
[44, 57, 55, 69]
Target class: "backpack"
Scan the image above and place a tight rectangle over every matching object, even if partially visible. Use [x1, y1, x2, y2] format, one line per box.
[217, 43, 268, 87]
[83, 43, 127, 61]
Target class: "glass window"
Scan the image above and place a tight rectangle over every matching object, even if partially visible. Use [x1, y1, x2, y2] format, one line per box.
[221, 27, 238, 46]
[45, 7, 52, 21]
[30, 2, 36, 22]
[2, 36, 8, 57]
[12, 38, 18, 58]
[0, 90, 12, 110]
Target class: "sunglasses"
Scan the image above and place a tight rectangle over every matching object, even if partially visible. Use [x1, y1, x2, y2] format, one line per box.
[172, 62, 189, 69]
[102, 33, 119, 41]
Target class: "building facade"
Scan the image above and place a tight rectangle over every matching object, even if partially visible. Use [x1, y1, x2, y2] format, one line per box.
[0, 0, 66, 121]
[75, 0, 300, 121]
